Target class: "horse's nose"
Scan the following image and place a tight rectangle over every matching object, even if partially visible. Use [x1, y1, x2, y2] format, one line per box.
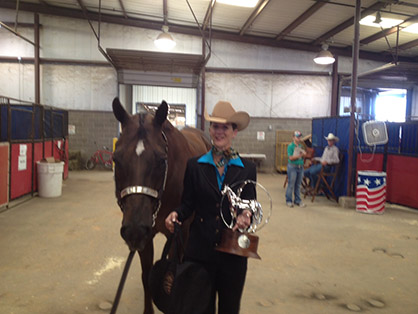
[120, 224, 151, 250]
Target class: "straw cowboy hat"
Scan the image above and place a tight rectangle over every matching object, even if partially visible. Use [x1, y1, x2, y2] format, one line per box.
[204, 101, 250, 131]
[324, 133, 339, 142]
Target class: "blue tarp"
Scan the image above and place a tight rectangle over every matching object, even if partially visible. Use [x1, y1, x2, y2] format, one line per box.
[312, 117, 418, 198]
[0, 104, 68, 142]
[311, 117, 350, 197]
[0, 105, 7, 141]
[400, 123, 418, 156]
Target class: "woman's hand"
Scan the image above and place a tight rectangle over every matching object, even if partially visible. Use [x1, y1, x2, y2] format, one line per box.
[232, 210, 252, 231]
[165, 211, 181, 233]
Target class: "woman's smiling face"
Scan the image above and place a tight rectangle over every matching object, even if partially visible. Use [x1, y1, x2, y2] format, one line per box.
[209, 122, 238, 150]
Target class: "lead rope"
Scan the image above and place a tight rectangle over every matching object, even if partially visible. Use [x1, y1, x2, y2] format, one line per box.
[109, 250, 135, 314]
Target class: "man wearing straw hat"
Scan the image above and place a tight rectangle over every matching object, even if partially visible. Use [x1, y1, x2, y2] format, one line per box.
[304, 132, 340, 188]
[165, 100, 256, 314]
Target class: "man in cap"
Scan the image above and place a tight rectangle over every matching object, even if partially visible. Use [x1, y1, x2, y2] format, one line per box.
[285, 130, 307, 208]
[304, 132, 340, 189]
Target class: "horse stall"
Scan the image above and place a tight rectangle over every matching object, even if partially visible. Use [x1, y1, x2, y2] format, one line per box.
[356, 121, 418, 209]
[0, 96, 69, 209]
[312, 117, 418, 209]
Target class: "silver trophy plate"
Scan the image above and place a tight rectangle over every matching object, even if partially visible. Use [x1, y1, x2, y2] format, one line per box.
[238, 234, 250, 249]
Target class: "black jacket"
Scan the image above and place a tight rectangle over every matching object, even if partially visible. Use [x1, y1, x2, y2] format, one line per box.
[176, 155, 257, 262]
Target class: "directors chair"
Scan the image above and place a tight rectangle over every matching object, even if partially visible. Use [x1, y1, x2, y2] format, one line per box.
[304, 152, 344, 202]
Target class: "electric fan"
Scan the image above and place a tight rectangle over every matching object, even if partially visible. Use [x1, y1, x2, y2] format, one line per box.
[362, 121, 388, 146]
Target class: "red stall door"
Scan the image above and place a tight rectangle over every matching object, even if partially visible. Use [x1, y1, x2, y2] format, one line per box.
[10, 143, 33, 200]
[0, 143, 9, 207]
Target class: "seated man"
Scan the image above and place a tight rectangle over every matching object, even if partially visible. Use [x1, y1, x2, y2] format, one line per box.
[304, 133, 340, 188]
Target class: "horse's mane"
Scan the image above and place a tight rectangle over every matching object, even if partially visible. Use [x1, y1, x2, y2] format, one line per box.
[159, 120, 211, 155]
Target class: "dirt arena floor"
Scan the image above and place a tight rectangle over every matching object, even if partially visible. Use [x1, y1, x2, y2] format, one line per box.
[0, 170, 417, 314]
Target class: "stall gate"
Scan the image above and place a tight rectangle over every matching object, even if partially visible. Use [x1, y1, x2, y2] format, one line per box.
[312, 117, 418, 209]
[0, 96, 69, 208]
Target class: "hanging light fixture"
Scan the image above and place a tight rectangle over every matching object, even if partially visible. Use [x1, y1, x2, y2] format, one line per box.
[154, 25, 176, 50]
[374, 11, 382, 24]
[313, 44, 335, 65]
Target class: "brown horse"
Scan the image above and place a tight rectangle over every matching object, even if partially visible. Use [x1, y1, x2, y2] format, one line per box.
[112, 97, 210, 314]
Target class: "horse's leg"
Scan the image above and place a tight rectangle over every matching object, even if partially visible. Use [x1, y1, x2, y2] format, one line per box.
[138, 240, 154, 314]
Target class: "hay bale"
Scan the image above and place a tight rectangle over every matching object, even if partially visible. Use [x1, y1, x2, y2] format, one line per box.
[68, 150, 82, 170]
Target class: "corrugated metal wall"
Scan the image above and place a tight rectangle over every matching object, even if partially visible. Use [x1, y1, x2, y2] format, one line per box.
[133, 85, 197, 127]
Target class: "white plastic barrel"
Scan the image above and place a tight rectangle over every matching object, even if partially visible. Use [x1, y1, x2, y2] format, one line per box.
[37, 161, 64, 197]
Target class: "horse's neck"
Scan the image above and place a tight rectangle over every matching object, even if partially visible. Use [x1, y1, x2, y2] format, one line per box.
[165, 125, 190, 156]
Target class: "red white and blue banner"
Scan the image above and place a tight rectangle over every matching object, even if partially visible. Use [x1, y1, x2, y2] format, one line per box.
[356, 171, 386, 214]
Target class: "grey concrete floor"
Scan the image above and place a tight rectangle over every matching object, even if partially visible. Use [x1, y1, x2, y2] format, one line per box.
[0, 171, 417, 314]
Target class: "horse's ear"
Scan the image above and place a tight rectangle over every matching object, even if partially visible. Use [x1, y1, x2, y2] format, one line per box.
[154, 100, 168, 127]
[112, 97, 129, 124]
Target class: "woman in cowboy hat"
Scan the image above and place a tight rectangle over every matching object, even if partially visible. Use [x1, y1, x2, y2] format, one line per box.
[304, 132, 340, 188]
[165, 100, 256, 314]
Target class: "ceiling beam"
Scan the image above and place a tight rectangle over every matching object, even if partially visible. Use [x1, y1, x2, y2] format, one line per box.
[0, 21, 35, 45]
[276, 0, 328, 41]
[360, 14, 418, 45]
[118, 0, 128, 19]
[76, 0, 87, 14]
[239, 0, 271, 36]
[202, 0, 216, 31]
[397, 38, 418, 51]
[1, 22, 36, 28]
[311, 1, 389, 46]
[0, 0, 415, 63]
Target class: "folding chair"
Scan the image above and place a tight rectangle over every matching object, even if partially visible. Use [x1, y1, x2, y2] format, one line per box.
[304, 152, 344, 202]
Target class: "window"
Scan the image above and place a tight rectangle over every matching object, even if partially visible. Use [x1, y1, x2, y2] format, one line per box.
[375, 89, 407, 122]
[339, 87, 407, 122]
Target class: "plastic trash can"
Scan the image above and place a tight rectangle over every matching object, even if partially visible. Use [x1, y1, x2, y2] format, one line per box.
[356, 170, 386, 214]
[37, 161, 64, 197]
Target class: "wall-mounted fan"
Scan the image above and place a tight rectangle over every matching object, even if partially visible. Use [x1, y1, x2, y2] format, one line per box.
[362, 121, 388, 146]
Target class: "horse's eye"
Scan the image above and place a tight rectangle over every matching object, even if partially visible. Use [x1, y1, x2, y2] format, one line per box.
[155, 154, 167, 167]
[112, 152, 122, 165]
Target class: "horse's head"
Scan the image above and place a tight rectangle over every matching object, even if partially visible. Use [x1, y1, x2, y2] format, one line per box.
[112, 97, 169, 251]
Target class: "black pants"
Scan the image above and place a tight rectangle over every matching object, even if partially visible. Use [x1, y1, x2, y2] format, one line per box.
[197, 252, 248, 314]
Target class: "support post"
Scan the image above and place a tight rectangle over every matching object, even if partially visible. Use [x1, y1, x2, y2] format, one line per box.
[330, 56, 339, 116]
[34, 14, 40, 104]
[347, 0, 361, 196]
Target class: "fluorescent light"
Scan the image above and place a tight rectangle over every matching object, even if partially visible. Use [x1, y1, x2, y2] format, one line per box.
[403, 23, 418, 34]
[360, 15, 403, 28]
[217, 0, 259, 8]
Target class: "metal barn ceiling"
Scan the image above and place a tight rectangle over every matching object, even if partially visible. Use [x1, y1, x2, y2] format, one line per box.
[1, 0, 418, 83]
[1, 0, 418, 61]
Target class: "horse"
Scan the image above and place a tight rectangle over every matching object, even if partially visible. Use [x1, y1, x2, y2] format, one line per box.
[112, 97, 210, 314]
[221, 184, 263, 231]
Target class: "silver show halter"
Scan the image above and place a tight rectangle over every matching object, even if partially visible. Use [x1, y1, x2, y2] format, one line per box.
[118, 131, 168, 227]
